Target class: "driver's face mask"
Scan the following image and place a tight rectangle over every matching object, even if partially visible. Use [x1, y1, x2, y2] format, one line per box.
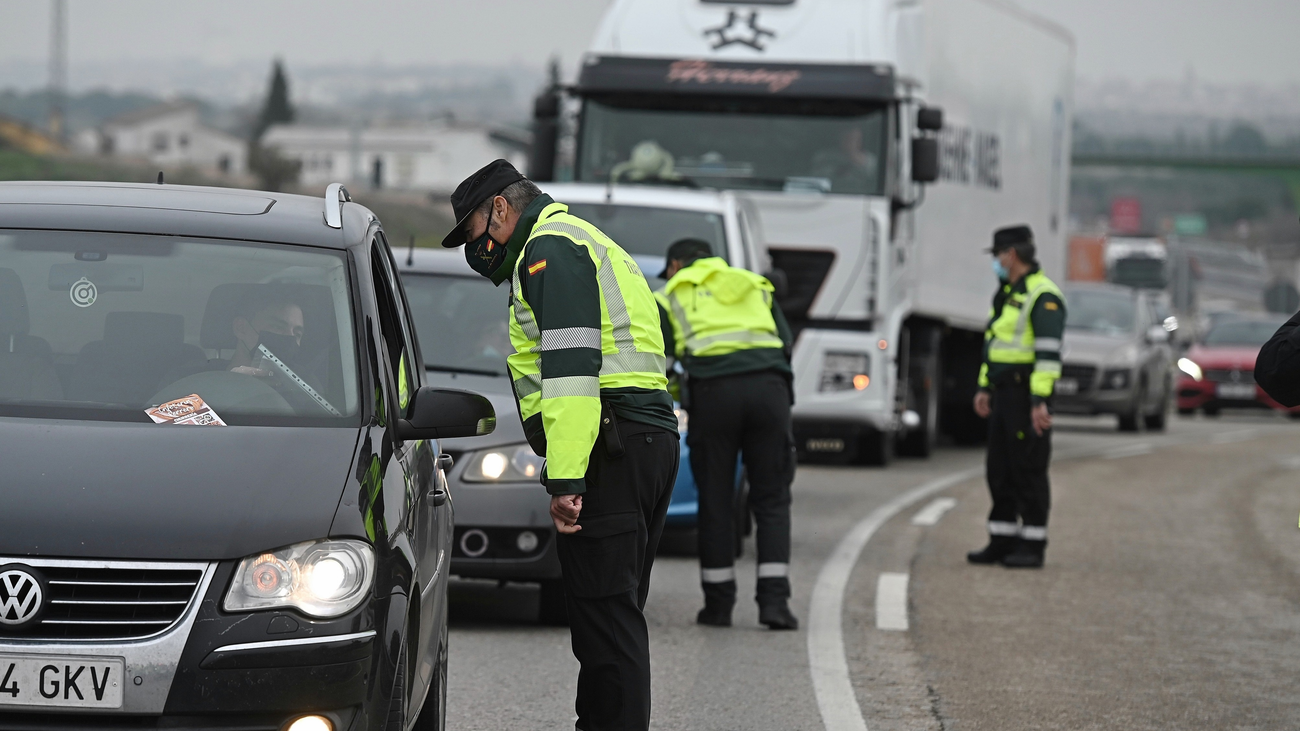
[256, 330, 302, 365]
[465, 208, 506, 279]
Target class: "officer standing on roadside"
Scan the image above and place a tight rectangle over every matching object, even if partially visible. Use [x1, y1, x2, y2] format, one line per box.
[442, 160, 680, 731]
[968, 225, 1066, 569]
[654, 239, 799, 629]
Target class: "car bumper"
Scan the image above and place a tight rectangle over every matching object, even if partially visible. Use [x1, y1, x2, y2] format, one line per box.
[1054, 387, 1137, 415]
[1175, 377, 1297, 412]
[0, 558, 390, 731]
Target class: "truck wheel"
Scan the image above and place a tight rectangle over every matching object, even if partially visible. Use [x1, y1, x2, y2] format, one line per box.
[537, 580, 569, 626]
[857, 429, 893, 466]
[897, 329, 940, 458]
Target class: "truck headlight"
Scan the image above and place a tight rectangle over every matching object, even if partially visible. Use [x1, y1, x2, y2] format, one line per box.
[819, 352, 871, 392]
[463, 443, 545, 482]
[225, 539, 374, 618]
[1177, 357, 1203, 381]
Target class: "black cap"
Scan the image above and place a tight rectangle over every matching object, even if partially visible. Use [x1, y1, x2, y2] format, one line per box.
[440, 159, 526, 248]
[988, 224, 1034, 254]
[658, 239, 715, 278]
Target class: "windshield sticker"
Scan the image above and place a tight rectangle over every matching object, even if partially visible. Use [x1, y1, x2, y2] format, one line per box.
[69, 277, 97, 308]
[146, 394, 227, 426]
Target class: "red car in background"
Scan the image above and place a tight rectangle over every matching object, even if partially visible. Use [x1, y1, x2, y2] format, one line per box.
[1176, 316, 1297, 416]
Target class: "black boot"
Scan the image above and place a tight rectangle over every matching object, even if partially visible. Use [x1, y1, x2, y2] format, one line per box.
[967, 535, 1017, 565]
[759, 601, 799, 630]
[697, 580, 736, 627]
[1001, 539, 1046, 568]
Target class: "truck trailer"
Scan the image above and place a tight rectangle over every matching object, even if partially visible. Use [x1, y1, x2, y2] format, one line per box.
[530, 0, 1074, 463]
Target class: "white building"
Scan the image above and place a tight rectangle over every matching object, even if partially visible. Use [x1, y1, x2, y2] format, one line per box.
[95, 101, 246, 176]
[262, 120, 529, 192]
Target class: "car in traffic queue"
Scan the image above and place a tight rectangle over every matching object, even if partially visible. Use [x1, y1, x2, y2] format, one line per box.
[397, 183, 761, 621]
[1176, 315, 1295, 417]
[0, 181, 498, 731]
[1054, 282, 1175, 431]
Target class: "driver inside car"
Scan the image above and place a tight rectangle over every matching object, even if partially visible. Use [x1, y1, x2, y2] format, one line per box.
[227, 298, 306, 378]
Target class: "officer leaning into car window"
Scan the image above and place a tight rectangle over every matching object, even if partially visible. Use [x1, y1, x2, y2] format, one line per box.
[653, 239, 799, 629]
[968, 225, 1067, 569]
[441, 160, 679, 731]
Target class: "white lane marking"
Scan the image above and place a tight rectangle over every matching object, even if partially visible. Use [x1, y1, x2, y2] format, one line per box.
[911, 497, 957, 526]
[1105, 443, 1153, 459]
[1212, 430, 1257, 444]
[1277, 455, 1300, 469]
[875, 573, 910, 631]
[808, 467, 981, 731]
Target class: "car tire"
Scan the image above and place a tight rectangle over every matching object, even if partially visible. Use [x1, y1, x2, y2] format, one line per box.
[857, 429, 893, 466]
[1203, 404, 1221, 417]
[1177, 407, 1195, 416]
[386, 638, 409, 731]
[1144, 389, 1169, 431]
[1118, 385, 1144, 432]
[411, 623, 448, 731]
[538, 579, 569, 626]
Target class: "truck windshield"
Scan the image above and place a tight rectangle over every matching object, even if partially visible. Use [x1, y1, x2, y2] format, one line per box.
[578, 98, 887, 195]
[0, 231, 359, 424]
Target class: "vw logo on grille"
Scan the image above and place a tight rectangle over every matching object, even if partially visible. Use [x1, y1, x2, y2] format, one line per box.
[0, 566, 44, 628]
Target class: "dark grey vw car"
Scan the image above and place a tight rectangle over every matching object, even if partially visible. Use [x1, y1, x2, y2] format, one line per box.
[0, 182, 495, 731]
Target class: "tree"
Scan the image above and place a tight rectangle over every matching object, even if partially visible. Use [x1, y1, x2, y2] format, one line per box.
[251, 59, 295, 144]
[248, 59, 299, 191]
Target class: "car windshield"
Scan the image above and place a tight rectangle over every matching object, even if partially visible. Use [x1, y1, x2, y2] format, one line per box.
[1064, 289, 1135, 336]
[1203, 320, 1280, 347]
[562, 203, 728, 261]
[402, 273, 510, 377]
[578, 98, 887, 195]
[0, 231, 359, 424]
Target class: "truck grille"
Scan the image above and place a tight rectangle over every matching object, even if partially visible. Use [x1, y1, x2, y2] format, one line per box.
[1204, 368, 1253, 384]
[769, 249, 835, 327]
[0, 559, 207, 641]
[1061, 363, 1097, 391]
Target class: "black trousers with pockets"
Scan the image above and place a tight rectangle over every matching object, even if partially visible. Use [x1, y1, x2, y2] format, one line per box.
[555, 421, 679, 731]
[687, 370, 796, 604]
[986, 381, 1052, 532]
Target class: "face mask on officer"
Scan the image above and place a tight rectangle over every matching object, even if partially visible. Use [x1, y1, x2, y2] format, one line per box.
[991, 257, 1010, 281]
[465, 204, 507, 278]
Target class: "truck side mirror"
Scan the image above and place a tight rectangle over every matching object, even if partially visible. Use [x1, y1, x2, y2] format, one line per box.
[397, 386, 497, 441]
[528, 86, 561, 182]
[911, 138, 939, 183]
[917, 107, 944, 131]
[765, 268, 789, 302]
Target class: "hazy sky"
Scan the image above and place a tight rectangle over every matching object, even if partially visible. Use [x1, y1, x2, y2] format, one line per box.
[0, 0, 1297, 87]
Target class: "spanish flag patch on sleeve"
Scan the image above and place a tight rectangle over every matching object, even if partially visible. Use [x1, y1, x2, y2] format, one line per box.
[528, 259, 547, 275]
[1044, 301, 1059, 311]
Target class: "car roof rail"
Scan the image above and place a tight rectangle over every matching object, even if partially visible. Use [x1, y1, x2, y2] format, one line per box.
[323, 183, 351, 229]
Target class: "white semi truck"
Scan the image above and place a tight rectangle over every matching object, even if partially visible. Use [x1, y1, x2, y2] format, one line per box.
[529, 0, 1074, 463]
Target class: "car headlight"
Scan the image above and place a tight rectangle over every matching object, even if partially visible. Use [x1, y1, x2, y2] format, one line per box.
[225, 539, 374, 618]
[463, 442, 545, 482]
[819, 352, 870, 392]
[1099, 368, 1131, 390]
[1177, 357, 1203, 381]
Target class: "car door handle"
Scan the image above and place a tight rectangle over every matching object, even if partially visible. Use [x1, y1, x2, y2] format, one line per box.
[437, 454, 454, 472]
[428, 488, 448, 507]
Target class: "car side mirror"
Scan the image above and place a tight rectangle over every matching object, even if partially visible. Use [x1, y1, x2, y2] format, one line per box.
[1145, 325, 1170, 344]
[396, 387, 496, 441]
[911, 138, 939, 183]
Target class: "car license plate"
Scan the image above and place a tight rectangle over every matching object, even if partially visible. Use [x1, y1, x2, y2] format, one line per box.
[1217, 383, 1256, 400]
[0, 654, 124, 709]
[1055, 378, 1078, 396]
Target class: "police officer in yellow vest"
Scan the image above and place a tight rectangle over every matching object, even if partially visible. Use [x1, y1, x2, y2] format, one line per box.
[655, 239, 798, 629]
[442, 160, 679, 731]
[969, 225, 1066, 569]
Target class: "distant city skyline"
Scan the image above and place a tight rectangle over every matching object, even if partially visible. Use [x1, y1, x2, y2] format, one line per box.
[0, 0, 1297, 92]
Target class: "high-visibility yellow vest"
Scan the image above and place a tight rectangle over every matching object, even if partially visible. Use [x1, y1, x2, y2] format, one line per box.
[982, 270, 1064, 395]
[507, 202, 668, 481]
[654, 257, 784, 360]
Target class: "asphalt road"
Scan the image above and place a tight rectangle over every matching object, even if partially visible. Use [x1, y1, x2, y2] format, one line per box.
[444, 411, 1300, 730]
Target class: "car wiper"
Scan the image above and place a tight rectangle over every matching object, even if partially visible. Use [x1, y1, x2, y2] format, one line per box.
[425, 364, 505, 377]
